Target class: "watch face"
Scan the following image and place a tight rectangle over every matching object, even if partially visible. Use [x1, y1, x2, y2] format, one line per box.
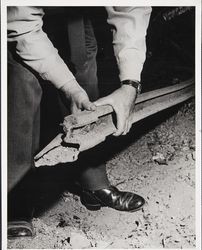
[137, 83, 142, 94]
[134, 82, 141, 94]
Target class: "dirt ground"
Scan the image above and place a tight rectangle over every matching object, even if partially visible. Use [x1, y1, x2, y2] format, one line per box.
[7, 97, 196, 249]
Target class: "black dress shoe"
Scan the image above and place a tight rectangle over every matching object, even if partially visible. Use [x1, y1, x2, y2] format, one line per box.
[81, 186, 145, 212]
[8, 206, 35, 239]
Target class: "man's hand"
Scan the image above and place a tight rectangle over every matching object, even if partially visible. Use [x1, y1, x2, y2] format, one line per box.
[60, 79, 96, 113]
[94, 85, 137, 136]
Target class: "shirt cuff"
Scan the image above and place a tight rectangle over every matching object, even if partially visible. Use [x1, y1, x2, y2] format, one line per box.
[39, 55, 76, 89]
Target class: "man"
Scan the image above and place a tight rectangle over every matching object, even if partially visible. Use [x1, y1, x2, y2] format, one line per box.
[7, 6, 151, 238]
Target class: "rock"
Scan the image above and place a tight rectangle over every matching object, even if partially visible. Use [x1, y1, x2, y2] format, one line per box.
[167, 153, 175, 161]
[110, 239, 130, 248]
[96, 240, 111, 248]
[152, 153, 167, 165]
[189, 143, 195, 150]
[182, 146, 190, 151]
[70, 231, 91, 248]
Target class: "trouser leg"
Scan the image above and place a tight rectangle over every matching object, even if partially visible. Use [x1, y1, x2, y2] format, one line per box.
[71, 18, 109, 190]
[8, 52, 42, 191]
[77, 146, 110, 190]
[8, 51, 42, 219]
[73, 17, 99, 102]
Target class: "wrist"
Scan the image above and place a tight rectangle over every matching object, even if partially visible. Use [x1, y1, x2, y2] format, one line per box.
[121, 84, 137, 94]
[121, 84, 137, 98]
[121, 79, 142, 95]
[120, 84, 138, 102]
[60, 79, 83, 96]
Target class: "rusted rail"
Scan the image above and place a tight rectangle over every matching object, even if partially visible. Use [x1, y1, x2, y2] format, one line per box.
[34, 78, 194, 167]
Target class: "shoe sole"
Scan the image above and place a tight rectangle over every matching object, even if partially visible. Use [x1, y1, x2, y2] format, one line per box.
[81, 199, 101, 211]
[81, 199, 145, 212]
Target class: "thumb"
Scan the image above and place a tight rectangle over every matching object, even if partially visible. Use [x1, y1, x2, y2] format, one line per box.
[94, 96, 112, 107]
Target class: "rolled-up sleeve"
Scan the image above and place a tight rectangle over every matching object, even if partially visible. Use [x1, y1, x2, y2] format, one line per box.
[7, 6, 75, 89]
[106, 7, 151, 82]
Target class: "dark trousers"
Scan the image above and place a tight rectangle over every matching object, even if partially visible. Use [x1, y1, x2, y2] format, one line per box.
[66, 17, 109, 190]
[8, 18, 108, 193]
[8, 52, 42, 219]
[8, 52, 42, 191]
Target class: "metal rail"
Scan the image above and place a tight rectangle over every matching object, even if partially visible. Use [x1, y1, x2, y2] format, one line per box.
[34, 78, 194, 167]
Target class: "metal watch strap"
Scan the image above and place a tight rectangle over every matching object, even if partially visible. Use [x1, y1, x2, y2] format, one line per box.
[121, 80, 142, 94]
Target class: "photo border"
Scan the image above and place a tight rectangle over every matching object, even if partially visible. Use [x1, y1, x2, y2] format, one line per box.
[1, 1, 201, 249]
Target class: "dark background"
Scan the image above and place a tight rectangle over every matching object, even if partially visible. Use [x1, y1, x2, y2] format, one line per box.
[43, 7, 195, 93]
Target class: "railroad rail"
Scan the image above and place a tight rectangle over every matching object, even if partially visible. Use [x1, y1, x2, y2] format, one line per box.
[34, 78, 194, 167]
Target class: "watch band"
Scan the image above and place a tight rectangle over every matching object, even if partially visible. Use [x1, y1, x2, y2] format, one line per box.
[121, 80, 142, 94]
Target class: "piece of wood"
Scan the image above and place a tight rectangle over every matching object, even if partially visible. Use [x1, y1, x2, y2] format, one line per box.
[34, 78, 194, 167]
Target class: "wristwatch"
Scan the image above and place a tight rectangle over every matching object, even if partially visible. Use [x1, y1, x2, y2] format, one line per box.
[121, 80, 142, 94]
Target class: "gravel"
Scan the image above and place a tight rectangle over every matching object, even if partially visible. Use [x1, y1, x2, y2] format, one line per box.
[8, 98, 195, 249]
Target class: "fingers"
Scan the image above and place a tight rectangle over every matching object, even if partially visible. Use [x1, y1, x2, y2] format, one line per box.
[114, 116, 132, 136]
[74, 91, 96, 111]
[113, 112, 125, 136]
[122, 121, 132, 135]
[114, 119, 130, 136]
[122, 123, 129, 135]
[112, 101, 129, 136]
[81, 99, 96, 111]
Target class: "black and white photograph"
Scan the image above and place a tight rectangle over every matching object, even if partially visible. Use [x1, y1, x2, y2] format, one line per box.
[1, 0, 201, 249]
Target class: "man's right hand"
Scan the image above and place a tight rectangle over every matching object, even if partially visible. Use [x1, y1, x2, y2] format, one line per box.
[60, 79, 96, 113]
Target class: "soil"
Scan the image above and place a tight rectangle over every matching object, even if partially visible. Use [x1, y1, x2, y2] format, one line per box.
[8, 98, 196, 249]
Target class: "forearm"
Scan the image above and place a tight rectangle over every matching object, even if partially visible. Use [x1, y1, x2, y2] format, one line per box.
[7, 6, 75, 89]
[106, 6, 152, 82]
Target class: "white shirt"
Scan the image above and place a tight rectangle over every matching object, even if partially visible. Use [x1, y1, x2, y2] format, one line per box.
[7, 7, 151, 89]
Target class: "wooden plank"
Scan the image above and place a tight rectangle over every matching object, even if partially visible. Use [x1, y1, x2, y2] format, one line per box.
[34, 78, 194, 167]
